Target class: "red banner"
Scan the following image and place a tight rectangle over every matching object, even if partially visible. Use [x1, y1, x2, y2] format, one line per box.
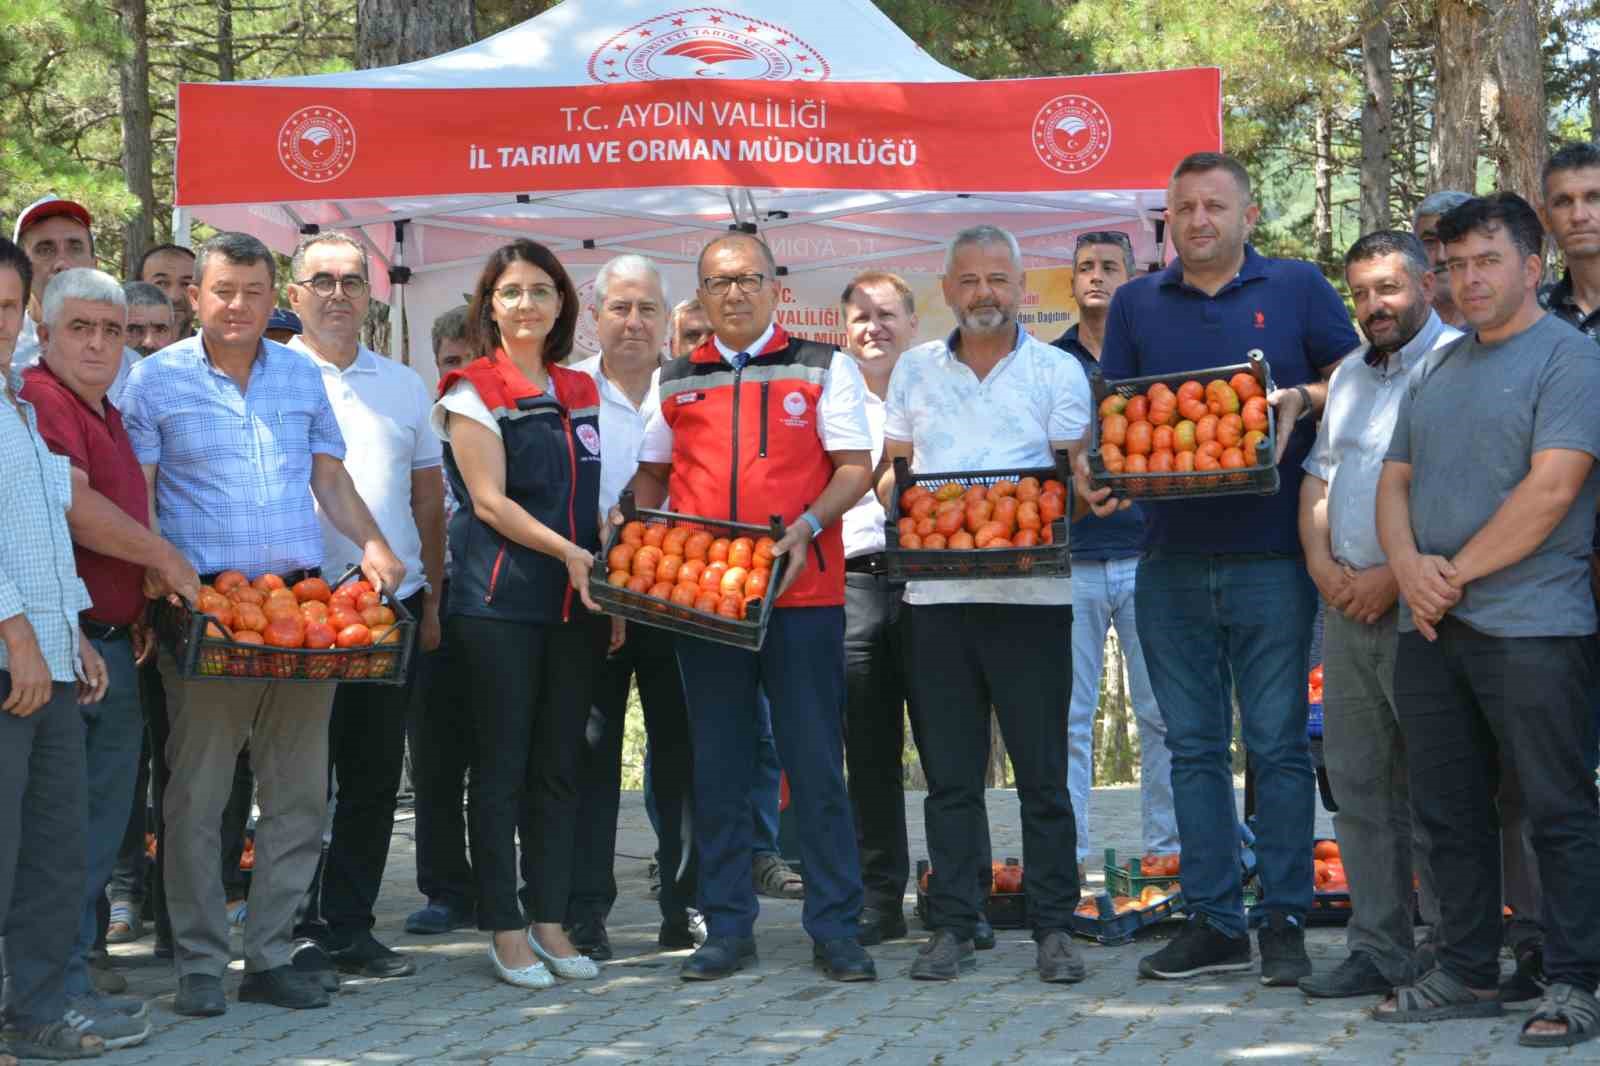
[176, 69, 1220, 205]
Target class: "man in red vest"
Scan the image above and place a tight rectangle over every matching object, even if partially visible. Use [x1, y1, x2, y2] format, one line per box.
[623, 233, 875, 982]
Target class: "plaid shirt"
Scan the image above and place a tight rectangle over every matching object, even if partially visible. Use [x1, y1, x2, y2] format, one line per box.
[0, 381, 92, 681]
[120, 335, 346, 577]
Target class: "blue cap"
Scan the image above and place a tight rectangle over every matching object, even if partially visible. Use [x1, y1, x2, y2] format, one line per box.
[266, 308, 303, 335]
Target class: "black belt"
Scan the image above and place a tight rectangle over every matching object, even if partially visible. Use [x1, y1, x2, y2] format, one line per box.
[82, 619, 131, 642]
[199, 566, 320, 587]
[846, 553, 887, 575]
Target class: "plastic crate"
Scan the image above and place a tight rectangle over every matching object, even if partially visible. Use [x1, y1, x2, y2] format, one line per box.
[913, 859, 1028, 930]
[883, 452, 1073, 582]
[1067, 890, 1187, 946]
[1102, 847, 1183, 899]
[154, 569, 415, 685]
[1087, 352, 1280, 500]
[587, 493, 787, 652]
[1308, 700, 1324, 739]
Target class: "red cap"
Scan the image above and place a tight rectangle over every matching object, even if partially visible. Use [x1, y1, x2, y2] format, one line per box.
[13, 195, 93, 244]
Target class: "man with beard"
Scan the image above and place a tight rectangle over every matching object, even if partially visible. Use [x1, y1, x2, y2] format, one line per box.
[1296, 231, 1457, 999]
[121, 282, 175, 359]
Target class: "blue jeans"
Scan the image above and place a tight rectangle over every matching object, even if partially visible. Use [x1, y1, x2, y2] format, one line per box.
[648, 687, 781, 858]
[1068, 556, 1177, 862]
[63, 638, 143, 999]
[1135, 556, 1316, 937]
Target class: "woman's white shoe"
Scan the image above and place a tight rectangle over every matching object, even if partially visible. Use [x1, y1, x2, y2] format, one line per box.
[489, 941, 554, 988]
[526, 930, 600, 980]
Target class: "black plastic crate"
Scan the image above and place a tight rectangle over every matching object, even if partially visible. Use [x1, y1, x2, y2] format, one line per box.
[587, 493, 787, 652]
[883, 452, 1072, 581]
[1087, 351, 1280, 500]
[914, 859, 1028, 930]
[154, 568, 415, 685]
[1068, 889, 1187, 946]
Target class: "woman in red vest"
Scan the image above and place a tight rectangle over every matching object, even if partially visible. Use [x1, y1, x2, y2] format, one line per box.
[430, 240, 607, 988]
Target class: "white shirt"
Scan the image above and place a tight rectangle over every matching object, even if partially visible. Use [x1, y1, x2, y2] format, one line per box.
[842, 390, 888, 559]
[570, 354, 660, 524]
[884, 326, 1091, 606]
[638, 322, 873, 462]
[293, 339, 442, 600]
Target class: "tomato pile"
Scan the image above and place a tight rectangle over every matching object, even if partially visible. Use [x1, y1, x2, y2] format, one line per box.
[1076, 883, 1182, 917]
[1098, 373, 1271, 475]
[1139, 853, 1181, 878]
[917, 859, 1026, 896]
[1314, 838, 1348, 893]
[197, 571, 399, 651]
[1308, 663, 1324, 704]
[606, 521, 776, 621]
[895, 476, 1067, 551]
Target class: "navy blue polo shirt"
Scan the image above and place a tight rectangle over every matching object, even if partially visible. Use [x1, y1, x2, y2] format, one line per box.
[1100, 245, 1358, 555]
[1052, 325, 1146, 561]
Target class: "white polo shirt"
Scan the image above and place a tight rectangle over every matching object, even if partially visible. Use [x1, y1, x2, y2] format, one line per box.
[884, 326, 1090, 606]
[570, 353, 660, 525]
[841, 389, 888, 559]
[293, 339, 442, 600]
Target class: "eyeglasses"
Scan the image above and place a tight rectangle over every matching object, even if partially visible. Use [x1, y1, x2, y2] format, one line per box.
[493, 284, 560, 307]
[294, 273, 368, 298]
[701, 273, 767, 296]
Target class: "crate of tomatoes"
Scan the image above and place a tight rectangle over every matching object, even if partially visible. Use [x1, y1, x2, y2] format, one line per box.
[588, 493, 787, 652]
[914, 858, 1029, 930]
[153, 567, 415, 684]
[1087, 351, 1280, 500]
[1069, 884, 1186, 946]
[883, 452, 1073, 581]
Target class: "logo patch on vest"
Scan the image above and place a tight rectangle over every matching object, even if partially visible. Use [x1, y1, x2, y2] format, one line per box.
[675, 391, 705, 406]
[781, 389, 810, 428]
[576, 423, 601, 456]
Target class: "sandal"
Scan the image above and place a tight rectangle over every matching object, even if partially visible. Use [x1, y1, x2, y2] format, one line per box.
[752, 853, 804, 900]
[1371, 966, 1502, 1023]
[105, 901, 143, 944]
[1, 1018, 105, 1059]
[1519, 982, 1600, 1048]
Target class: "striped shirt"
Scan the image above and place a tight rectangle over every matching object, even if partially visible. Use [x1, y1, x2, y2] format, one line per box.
[0, 383, 92, 681]
[120, 334, 346, 576]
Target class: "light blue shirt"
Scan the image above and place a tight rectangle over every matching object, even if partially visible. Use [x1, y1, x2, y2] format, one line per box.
[0, 381, 92, 681]
[120, 333, 346, 577]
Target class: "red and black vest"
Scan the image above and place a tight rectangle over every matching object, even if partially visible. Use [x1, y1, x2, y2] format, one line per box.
[658, 326, 844, 608]
[439, 353, 602, 624]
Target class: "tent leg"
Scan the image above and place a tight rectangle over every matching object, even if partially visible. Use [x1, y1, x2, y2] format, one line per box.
[171, 206, 193, 249]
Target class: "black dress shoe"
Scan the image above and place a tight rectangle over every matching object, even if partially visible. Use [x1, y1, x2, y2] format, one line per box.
[659, 911, 708, 950]
[290, 938, 341, 993]
[974, 915, 997, 950]
[813, 938, 877, 982]
[567, 917, 612, 962]
[856, 906, 909, 947]
[329, 931, 417, 978]
[239, 965, 331, 1009]
[173, 974, 226, 1017]
[680, 936, 757, 981]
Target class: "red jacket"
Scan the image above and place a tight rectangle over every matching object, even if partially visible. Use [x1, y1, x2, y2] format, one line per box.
[658, 327, 844, 608]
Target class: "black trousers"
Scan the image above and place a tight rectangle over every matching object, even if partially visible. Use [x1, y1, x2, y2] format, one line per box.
[406, 601, 475, 913]
[1395, 618, 1600, 990]
[907, 603, 1078, 939]
[569, 618, 696, 925]
[450, 611, 604, 931]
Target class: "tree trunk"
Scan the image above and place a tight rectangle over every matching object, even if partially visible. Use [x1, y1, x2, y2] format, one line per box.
[216, 0, 235, 81]
[357, 0, 476, 68]
[1359, 2, 1393, 232]
[1430, 0, 1488, 192]
[118, 0, 155, 275]
[1492, 0, 1547, 205]
[1315, 108, 1334, 263]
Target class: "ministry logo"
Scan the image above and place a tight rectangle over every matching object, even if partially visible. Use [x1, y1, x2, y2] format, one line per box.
[1031, 95, 1112, 177]
[277, 105, 357, 183]
[588, 8, 829, 82]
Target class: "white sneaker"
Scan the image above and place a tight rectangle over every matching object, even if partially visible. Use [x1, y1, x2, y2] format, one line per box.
[488, 941, 553, 989]
[527, 930, 600, 980]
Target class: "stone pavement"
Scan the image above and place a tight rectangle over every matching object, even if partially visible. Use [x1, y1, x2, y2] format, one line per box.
[95, 786, 1588, 1065]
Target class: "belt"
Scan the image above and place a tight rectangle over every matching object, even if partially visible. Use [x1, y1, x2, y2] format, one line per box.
[82, 619, 131, 642]
[845, 553, 886, 575]
[199, 566, 320, 588]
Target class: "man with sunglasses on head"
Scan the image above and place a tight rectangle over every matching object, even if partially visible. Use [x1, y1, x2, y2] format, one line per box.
[619, 233, 875, 983]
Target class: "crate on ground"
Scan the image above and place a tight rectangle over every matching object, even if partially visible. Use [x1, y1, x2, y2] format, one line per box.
[154, 569, 414, 685]
[913, 859, 1028, 930]
[1102, 847, 1182, 899]
[884, 452, 1073, 582]
[1087, 351, 1279, 501]
[1068, 889, 1186, 946]
[587, 492, 787, 652]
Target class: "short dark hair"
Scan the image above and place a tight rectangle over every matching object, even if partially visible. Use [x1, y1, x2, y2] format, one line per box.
[1344, 230, 1431, 283]
[1170, 152, 1252, 201]
[840, 271, 915, 315]
[195, 231, 276, 287]
[431, 305, 471, 357]
[135, 242, 195, 280]
[1073, 231, 1136, 275]
[1543, 141, 1600, 192]
[697, 233, 778, 282]
[0, 236, 34, 306]
[1435, 192, 1544, 260]
[466, 240, 579, 364]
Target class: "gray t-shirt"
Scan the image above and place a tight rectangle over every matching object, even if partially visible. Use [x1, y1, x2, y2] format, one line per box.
[1386, 313, 1600, 637]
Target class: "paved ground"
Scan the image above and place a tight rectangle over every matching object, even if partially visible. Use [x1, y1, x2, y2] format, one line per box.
[94, 785, 1588, 1065]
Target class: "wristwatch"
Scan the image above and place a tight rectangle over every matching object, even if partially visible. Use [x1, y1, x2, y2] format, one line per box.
[797, 511, 824, 539]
